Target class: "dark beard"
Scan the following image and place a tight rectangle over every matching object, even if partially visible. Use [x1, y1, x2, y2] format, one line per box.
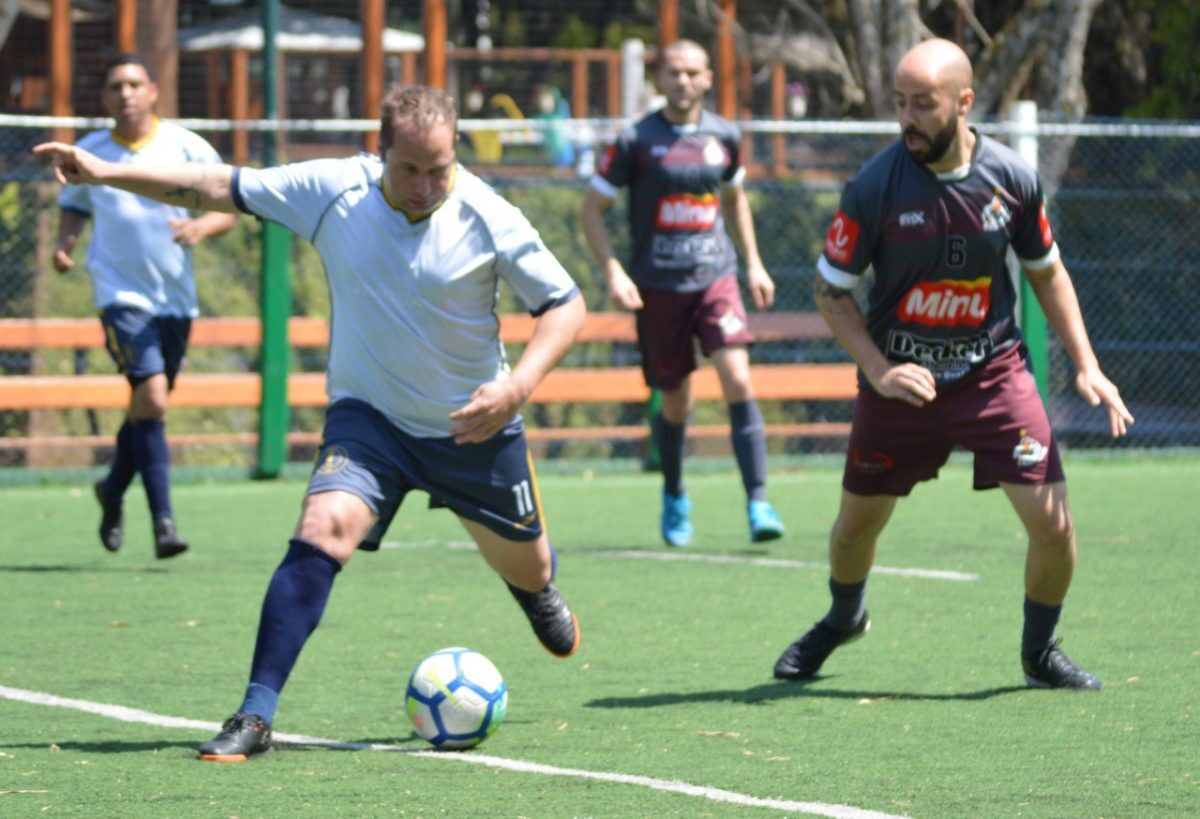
[904, 118, 959, 165]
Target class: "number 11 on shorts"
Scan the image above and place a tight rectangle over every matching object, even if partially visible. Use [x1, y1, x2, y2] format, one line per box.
[512, 480, 534, 516]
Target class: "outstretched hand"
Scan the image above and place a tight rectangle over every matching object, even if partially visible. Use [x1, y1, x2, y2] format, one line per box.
[33, 142, 106, 186]
[1075, 369, 1134, 438]
[449, 379, 528, 444]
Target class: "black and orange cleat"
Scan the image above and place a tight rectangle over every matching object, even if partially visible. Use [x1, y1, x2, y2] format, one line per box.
[198, 712, 273, 762]
[507, 581, 580, 657]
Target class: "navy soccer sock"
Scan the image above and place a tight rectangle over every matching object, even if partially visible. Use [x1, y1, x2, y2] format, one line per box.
[1021, 597, 1063, 657]
[729, 400, 768, 502]
[822, 577, 867, 632]
[242, 539, 343, 724]
[102, 420, 138, 502]
[652, 412, 687, 496]
[131, 419, 172, 520]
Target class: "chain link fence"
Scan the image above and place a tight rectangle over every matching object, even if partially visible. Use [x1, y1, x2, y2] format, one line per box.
[1, 115, 1197, 469]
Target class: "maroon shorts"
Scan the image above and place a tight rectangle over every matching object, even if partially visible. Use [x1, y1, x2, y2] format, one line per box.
[843, 346, 1065, 496]
[635, 274, 754, 390]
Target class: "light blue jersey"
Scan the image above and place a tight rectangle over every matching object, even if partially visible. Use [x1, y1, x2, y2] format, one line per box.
[233, 155, 579, 438]
[58, 119, 223, 317]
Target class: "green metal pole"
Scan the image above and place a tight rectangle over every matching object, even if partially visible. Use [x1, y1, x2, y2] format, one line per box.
[642, 388, 662, 471]
[255, 0, 291, 478]
[1011, 101, 1050, 401]
[1021, 280, 1050, 402]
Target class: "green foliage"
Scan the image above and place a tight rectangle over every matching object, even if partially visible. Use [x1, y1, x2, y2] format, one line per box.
[1125, 2, 1200, 118]
[499, 9, 528, 48]
[552, 14, 596, 49]
[600, 21, 655, 50]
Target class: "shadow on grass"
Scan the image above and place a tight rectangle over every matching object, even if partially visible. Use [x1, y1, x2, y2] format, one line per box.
[0, 564, 171, 574]
[0, 737, 429, 756]
[0, 740, 199, 753]
[586, 680, 1029, 709]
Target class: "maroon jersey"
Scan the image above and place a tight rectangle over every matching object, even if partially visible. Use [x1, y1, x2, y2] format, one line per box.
[591, 110, 742, 293]
[818, 131, 1059, 387]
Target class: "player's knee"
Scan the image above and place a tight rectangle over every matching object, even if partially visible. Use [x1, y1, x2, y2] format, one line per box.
[132, 401, 167, 421]
[295, 503, 366, 562]
[831, 514, 884, 552]
[659, 390, 692, 423]
[1030, 515, 1075, 554]
[721, 376, 754, 403]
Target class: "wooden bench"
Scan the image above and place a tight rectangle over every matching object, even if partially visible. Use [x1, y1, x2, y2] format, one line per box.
[0, 313, 856, 451]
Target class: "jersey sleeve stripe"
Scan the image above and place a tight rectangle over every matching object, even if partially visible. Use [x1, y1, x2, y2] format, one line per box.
[1018, 243, 1061, 271]
[588, 174, 619, 199]
[60, 205, 90, 218]
[721, 166, 746, 189]
[817, 255, 861, 289]
[229, 167, 252, 215]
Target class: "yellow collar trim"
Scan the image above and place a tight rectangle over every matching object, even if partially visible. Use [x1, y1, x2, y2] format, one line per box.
[111, 116, 159, 152]
[381, 165, 457, 224]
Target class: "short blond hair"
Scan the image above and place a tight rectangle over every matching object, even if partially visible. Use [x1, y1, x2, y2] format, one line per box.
[380, 85, 457, 150]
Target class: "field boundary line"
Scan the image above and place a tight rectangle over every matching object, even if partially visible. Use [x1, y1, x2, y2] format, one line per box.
[0, 684, 905, 819]
[379, 540, 979, 582]
[576, 549, 981, 581]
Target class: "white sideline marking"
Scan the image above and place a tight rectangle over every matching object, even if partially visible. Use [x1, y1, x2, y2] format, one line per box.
[0, 684, 904, 819]
[578, 549, 981, 582]
[381, 540, 979, 582]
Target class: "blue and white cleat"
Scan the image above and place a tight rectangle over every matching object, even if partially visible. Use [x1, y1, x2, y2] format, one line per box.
[748, 499, 785, 542]
[661, 491, 693, 547]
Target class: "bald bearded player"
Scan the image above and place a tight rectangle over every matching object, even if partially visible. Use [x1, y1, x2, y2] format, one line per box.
[772, 39, 1133, 690]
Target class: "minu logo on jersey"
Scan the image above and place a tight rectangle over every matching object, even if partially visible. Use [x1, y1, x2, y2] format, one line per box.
[654, 193, 719, 231]
[897, 277, 992, 327]
[824, 210, 861, 265]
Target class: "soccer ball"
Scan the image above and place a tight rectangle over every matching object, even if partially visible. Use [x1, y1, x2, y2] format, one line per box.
[405, 647, 507, 749]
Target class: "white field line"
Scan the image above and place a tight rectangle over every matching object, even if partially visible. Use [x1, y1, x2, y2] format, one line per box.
[0, 684, 905, 819]
[381, 540, 979, 582]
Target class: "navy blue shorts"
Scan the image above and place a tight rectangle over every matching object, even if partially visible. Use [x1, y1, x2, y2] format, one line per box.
[100, 305, 192, 388]
[307, 398, 545, 542]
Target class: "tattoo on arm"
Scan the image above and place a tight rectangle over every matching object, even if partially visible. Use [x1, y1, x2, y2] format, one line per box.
[163, 185, 203, 209]
[813, 276, 859, 316]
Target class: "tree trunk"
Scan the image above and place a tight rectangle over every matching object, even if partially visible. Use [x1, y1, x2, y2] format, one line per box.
[846, 0, 886, 116]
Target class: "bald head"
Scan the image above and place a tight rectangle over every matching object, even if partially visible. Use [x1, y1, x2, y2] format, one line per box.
[895, 38, 973, 96]
[661, 39, 710, 69]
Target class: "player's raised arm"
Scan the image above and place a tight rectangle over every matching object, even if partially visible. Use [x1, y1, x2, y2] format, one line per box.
[34, 141, 238, 213]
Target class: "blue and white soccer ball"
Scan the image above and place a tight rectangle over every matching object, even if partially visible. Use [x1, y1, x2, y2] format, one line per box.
[405, 647, 507, 749]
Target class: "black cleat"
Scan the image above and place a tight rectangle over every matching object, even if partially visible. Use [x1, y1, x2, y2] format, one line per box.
[773, 612, 870, 680]
[94, 480, 124, 552]
[507, 581, 580, 657]
[153, 516, 189, 559]
[1022, 639, 1101, 690]
[198, 712, 273, 762]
